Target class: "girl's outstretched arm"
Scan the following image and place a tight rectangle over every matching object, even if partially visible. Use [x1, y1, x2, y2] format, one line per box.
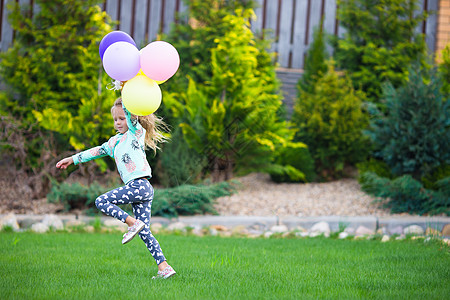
[56, 157, 74, 169]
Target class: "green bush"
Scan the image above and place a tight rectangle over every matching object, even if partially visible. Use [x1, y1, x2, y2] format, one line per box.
[366, 64, 450, 180]
[47, 181, 108, 211]
[269, 144, 316, 183]
[421, 164, 450, 191]
[360, 172, 449, 216]
[439, 44, 450, 96]
[159, 128, 207, 187]
[292, 61, 370, 179]
[333, 0, 427, 103]
[164, 5, 294, 181]
[152, 182, 235, 217]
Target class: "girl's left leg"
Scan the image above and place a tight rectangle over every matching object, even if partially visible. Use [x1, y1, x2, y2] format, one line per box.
[132, 200, 167, 265]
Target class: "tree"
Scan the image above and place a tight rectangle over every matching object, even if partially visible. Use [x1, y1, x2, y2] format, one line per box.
[333, 0, 427, 103]
[164, 6, 299, 181]
[0, 0, 116, 197]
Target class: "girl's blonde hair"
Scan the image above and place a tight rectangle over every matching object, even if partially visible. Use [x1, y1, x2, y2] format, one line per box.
[112, 98, 168, 153]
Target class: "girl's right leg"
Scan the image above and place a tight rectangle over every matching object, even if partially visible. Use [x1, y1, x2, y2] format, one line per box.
[94, 186, 132, 223]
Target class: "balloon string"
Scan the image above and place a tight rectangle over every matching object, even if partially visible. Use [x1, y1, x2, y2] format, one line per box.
[107, 80, 123, 91]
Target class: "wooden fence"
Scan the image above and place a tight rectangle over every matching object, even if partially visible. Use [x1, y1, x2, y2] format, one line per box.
[0, 0, 440, 70]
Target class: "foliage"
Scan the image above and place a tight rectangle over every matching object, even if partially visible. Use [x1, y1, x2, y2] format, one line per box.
[438, 43, 450, 96]
[422, 164, 450, 191]
[152, 181, 235, 217]
[0, 0, 117, 177]
[158, 127, 207, 187]
[366, 64, 450, 180]
[292, 61, 370, 179]
[47, 181, 108, 211]
[164, 6, 298, 181]
[360, 172, 449, 216]
[297, 21, 328, 94]
[269, 144, 316, 183]
[333, 0, 427, 103]
[356, 157, 393, 187]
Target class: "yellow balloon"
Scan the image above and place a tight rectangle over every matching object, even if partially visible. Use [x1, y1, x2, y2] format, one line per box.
[156, 79, 167, 84]
[121, 75, 162, 116]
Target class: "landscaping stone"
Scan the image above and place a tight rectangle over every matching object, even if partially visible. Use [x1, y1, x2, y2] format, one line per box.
[103, 219, 127, 231]
[31, 222, 49, 233]
[404, 225, 424, 235]
[310, 221, 330, 234]
[389, 225, 404, 235]
[41, 214, 64, 230]
[0, 213, 20, 231]
[426, 227, 441, 236]
[381, 235, 390, 242]
[441, 224, 450, 236]
[167, 222, 187, 232]
[355, 225, 375, 236]
[338, 232, 349, 239]
[210, 225, 229, 232]
[270, 224, 288, 233]
[264, 231, 274, 238]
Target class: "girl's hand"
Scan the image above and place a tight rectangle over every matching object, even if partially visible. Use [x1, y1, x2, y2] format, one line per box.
[56, 157, 74, 169]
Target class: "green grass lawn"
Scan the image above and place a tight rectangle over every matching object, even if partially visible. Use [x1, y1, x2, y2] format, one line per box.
[1, 232, 449, 299]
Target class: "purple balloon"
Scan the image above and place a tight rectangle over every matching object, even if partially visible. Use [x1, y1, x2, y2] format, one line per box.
[99, 31, 137, 60]
[102, 41, 141, 81]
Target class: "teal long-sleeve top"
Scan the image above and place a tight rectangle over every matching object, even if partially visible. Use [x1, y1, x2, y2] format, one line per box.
[72, 104, 152, 184]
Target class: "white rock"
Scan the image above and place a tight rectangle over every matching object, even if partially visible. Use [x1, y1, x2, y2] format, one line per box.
[104, 219, 127, 230]
[41, 214, 64, 230]
[381, 235, 390, 242]
[310, 221, 331, 234]
[344, 227, 356, 234]
[355, 226, 374, 236]
[296, 231, 309, 238]
[338, 232, 349, 239]
[264, 231, 273, 238]
[31, 222, 49, 233]
[404, 225, 424, 235]
[167, 222, 186, 231]
[209, 228, 218, 236]
[270, 225, 288, 233]
[395, 235, 406, 240]
[0, 213, 20, 231]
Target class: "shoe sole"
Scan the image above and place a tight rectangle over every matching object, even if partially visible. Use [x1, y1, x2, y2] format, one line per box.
[122, 222, 145, 245]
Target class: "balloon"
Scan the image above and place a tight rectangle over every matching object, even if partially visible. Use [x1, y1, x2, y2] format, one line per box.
[121, 75, 162, 116]
[140, 41, 180, 82]
[102, 42, 141, 81]
[99, 31, 137, 60]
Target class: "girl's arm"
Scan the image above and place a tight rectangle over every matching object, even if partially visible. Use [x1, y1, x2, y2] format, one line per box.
[122, 103, 143, 137]
[58, 140, 113, 168]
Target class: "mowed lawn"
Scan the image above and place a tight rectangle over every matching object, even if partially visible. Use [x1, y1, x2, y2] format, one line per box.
[1, 232, 449, 299]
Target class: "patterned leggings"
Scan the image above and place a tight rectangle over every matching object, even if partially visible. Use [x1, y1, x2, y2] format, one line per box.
[95, 178, 166, 265]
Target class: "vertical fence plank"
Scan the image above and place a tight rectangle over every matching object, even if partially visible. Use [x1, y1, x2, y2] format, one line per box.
[251, 0, 264, 34]
[278, 0, 294, 68]
[425, 0, 438, 53]
[307, 0, 322, 45]
[162, 0, 176, 34]
[148, 0, 162, 41]
[291, 0, 308, 69]
[106, 0, 119, 23]
[265, 0, 279, 52]
[1, 0, 14, 52]
[323, 0, 337, 55]
[134, 0, 148, 47]
[119, 0, 133, 33]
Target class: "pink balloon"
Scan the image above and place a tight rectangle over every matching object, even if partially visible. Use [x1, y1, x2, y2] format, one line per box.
[140, 41, 180, 82]
[102, 41, 141, 81]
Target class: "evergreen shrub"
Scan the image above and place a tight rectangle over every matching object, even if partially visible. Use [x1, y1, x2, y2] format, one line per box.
[292, 61, 370, 179]
[269, 145, 316, 183]
[152, 182, 235, 217]
[360, 172, 449, 216]
[333, 0, 427, 103]
[47, 182, 107, 211]
[366, 65, 450, 180]
[439, 44, 450, 96]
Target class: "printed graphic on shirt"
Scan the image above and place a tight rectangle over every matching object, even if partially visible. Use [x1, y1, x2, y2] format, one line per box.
[122, 153, 136, 172]
[131, 140, 140, 150]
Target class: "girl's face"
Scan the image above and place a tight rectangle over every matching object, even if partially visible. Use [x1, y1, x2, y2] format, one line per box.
[112, 107, 128, 134]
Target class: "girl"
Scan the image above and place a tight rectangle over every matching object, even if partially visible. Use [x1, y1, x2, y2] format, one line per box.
[56, 98, 176, 279]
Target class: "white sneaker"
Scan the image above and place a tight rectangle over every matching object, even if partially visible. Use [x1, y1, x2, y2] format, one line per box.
[122, 219, 145, 244]
[152, 265, 176, 279]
